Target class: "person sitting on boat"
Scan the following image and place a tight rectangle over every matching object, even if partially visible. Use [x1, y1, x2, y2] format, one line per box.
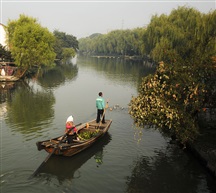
[1, 68, 5, 76]
[65, 115, 77, 144]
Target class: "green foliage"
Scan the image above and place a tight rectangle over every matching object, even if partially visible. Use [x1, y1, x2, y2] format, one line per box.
[144, 6, 216, 64]
[78, 28, 146, 57]
[62, 48, 76, 62]
[53, 30, 78, 60]
[89, 33, 102, 39]
[0, 44, 13, 61]
[129, 62, 208, 143]
[78, 130, 99, 140]
[129, 7, 216, 144]
[6, 14, 56, 68]
[53, 38, 63, 61]
[53, 30, 78, 50]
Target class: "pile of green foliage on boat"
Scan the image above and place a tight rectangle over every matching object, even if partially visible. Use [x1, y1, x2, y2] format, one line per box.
[78, 130, 99, 140]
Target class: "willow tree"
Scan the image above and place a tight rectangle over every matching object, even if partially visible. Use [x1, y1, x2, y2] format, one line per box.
[6, 14, 56, 68]
[78, 28, 146, 56]
[129, 7, 216, 144]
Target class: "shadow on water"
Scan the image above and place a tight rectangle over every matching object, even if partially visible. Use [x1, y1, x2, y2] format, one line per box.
[38, 133, 112, 182]
[126, 144, 216, 193]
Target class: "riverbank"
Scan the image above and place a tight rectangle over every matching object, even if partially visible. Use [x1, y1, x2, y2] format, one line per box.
[187, 108, 216, 177]
[91, 55, 143, 60]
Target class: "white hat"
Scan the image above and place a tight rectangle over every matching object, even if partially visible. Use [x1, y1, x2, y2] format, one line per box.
[66, 115, 73, 123]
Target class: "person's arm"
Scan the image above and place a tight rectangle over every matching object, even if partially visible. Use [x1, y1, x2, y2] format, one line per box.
[74, 127, 77, 132]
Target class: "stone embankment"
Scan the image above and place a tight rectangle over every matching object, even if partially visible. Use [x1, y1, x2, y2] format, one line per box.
[187, 108, 216, 177]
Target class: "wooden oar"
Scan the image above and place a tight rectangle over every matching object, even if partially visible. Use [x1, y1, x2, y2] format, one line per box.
[29, 123, 82, 179]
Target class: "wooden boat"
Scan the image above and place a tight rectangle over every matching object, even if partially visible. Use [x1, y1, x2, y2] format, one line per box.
[0, 75, 20, 82]
[36, 119, 112, 157]
[0, 65, 26, 82]
[39, 133, 111, 179]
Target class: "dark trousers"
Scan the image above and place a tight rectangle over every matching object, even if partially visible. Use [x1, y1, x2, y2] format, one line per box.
[96, 109, 105, 123]
[66, 134, 75, 144]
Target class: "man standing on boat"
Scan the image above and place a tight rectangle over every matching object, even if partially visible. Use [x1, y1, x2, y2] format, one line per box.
[96, 92, 105, 124]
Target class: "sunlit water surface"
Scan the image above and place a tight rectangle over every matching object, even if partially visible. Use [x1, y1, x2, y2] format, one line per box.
[0, 56, 215, 193]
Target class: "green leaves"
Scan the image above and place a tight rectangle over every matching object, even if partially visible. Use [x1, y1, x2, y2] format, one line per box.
[78, 130, 99, 140]
[129, 7, 216, 145]
[62, 48, 76, 62]
[53, 30, 78, 61]
[129, 61, 205, 144]
[144, 6, 215, 65]
[0, 44, 13, 61]
[78, 28, 146, 56]
[7, 14, 56, 68]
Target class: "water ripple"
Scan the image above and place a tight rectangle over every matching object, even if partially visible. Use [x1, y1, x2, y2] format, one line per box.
[1, 169, 69, 193]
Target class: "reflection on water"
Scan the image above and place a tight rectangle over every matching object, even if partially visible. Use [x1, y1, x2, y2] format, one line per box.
[4, 83, 55, 135]
[0, 81, 19, 104]
[36, 62, 78, 89]
[1, 56, 216, 193]
[126, 144, 216, 193]
[1, 62, 79, 138]
[39, 133, 111, 182]
[77, 56, 155, 88]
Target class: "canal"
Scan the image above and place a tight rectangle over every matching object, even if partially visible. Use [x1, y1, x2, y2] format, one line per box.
[0, 56, 215, 193]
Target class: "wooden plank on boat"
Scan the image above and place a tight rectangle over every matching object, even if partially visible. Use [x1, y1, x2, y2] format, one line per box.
[0, 75, 19, 82]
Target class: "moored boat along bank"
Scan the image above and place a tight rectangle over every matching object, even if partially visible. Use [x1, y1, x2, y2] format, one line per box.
[0, 64, 26, 82]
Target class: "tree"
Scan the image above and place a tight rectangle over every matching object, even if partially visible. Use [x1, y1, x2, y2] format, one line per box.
[0, 44, 13, 62]
[129, 7, 216, 144]
[53, 30, 78, 50]
[78, 28, 147, 57]
[129, 62, 205, 144]
[6, 14, 56, 68]
[62, 48, 76, 63]
[53, 30, 78, 60]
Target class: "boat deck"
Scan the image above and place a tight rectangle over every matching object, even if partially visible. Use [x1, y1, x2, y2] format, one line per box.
[85, 120, 111, 128]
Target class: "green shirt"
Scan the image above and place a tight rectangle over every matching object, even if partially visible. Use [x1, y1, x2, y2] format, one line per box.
[96, 96, 105, 110]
